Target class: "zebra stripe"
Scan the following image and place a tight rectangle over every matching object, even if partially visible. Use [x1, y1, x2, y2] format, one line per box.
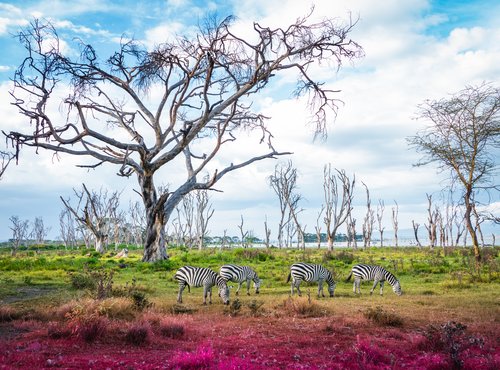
[346, 264, 402, 296]
[287, 262, 336, 298]
[219, 264, 260, 295]
[174, 266, 230, 305]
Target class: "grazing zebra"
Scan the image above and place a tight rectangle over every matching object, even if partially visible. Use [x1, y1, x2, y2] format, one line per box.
[287, 262, 336, 298]
[219, 264, 260, 296]
[174, 266, 230, 305]
[346, 264, 402, 296]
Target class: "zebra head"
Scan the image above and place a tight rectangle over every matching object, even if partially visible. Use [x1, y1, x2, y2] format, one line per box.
[392, 281, 402, 296]
[217, 276, 230, 305]
[253, 277, 261, 294]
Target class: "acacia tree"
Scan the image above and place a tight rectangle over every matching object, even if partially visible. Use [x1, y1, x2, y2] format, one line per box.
[361, 182, 375, 248]
[408, 83, 500, 262]
[6, 14, 362, 262]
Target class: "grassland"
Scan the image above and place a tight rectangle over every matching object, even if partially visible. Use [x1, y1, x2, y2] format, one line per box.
[0, 245, 499, 368]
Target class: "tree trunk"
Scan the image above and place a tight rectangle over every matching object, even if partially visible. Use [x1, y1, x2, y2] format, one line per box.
[327, 235, 334, 251]
[464, 194, 481, 264]
[95, 235, 106, 254]
[140, 174, 169, 262]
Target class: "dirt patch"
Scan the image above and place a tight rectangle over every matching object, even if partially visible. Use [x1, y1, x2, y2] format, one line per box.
[0, 286, 57, 305]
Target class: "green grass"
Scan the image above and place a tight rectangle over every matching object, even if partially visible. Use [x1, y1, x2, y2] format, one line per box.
[0, 245, 498, 326]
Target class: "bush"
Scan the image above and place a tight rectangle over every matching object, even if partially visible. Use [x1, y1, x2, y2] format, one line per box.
[172, 345, 214, 369]
[125, 322, 151, 345]
[225, 298, 242, 316]
[159, 322, 185, 339]
[364, 306, 403, 327]
[281, 297, 327, 318]
[74, 316, 109, 342]
[47, 321, 71, 339]
[68, 272, 96, 290]
[247, 300, 264, 316]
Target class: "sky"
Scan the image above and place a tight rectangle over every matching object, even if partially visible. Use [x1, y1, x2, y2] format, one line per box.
[0, 0, 499, 243]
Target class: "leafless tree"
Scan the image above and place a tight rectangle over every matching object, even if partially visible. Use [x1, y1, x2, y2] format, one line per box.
[6, 14, 362, 261]
[376, 199, 385, 247]
[128, 200, 146, 248]
[315, 205, 324, 249]
[31, 217, 51, 246]
[179, 192, 195, 248]
[9, 216, 30, 255]
[59, 208, 77, 249]
[412, 220, 423, 248]
[362, 182, 375, 248]
[238, 215, 249, 248]
[424, 194, 439, 248]
[0, 150, 14, 180]
[263, 216, 272, 249]
[391, 201, 399, 248]
[269, 161, 296, 248]
[408, 83, 500, 262]
[346, 212, 357, 249]
[323, 165, 355, 251]
[195, 189, 214, 250]
[60, 184, 121, 253]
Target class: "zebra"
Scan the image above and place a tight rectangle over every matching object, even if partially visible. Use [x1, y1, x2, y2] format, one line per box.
[219, 264, 260, 296]
[346, 264, 402, 296]
[287, 262, 336, 298]
[174, 266, 230, 305]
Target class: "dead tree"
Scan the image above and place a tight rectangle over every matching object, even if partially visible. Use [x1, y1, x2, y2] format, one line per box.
[315, 205, 325, 249]
[60, 184, 121, 254]
[179, 192, 195, 248]
[263, 216, 272, 249]
[412, 220, 423, 248]
[7, 15, 362, 262]
[9, 216, 30, 255]
[31, 217, 51, 246]
[195, 189, 214, 250]
[0, 150, 14, 180]
[424, 194, 439, 248]
[59, 208, 77, 249]
[128, 201, 146, 248]
[391, 201, 399, 248]
[323, 165, 355, 251]
[238, 215, 249, 248]
[376, 199, 385, 247]
[361, 182, 375, 248]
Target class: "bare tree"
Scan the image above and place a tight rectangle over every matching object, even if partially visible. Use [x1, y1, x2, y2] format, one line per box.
[179, 192, 195, 248]
[263, 216, 272, 249]
[376, 199, 385, 247]
[6, 15, 362, 262]
[361, 182, 375, 248]
[9, 216, 30, 255]
[269, 161, 295, 248]
[60, 184, 121, 253]
[238, 215, 249, 248]
[0, 150, 14, 180]
[347, 214, 357, 249]
[31, 217, 51, 246]
[128, 200, 146, 248]
[323, 165, 355, 251]
[59, 208, 77, 249]
[391, 201, 399, 248]
[408, 83, 500, 262]
[315, 205, 324, 249]
[424, 194, 439, 248]
[194, 189, 214, 250]
[412, 220, 423, 248]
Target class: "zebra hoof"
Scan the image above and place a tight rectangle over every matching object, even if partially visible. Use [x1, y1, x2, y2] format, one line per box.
[247, 293, 250, 296]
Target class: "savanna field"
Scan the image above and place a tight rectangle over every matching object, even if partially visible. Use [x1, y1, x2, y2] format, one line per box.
[0, 245, 499, 369]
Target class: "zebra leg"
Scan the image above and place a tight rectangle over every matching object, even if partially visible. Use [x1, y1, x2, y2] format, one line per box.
[296, 280, 302, 297]
[208, 287, 213, 304]
[370, 280, 379, 295]
[354, 277, 361, 294]
[318, 279, 324, 298]
[235, 282, 241, 296]
[290, 279, 295, 296]
[177, 283, 186, 303]
[246, 279, 251, 296]
[379, 281, 384, 295]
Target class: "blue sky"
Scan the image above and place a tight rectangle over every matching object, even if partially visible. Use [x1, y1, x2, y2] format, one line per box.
[0, 0, 499, 242]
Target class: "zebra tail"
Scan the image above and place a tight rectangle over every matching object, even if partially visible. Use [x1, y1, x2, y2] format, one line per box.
[345, 271, 353, 282]
[286, 272, 291, 283]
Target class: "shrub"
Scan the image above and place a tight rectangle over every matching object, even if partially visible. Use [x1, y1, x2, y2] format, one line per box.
[0, 306, 21, 322]
[47, 321, 71, 339]
[281, 297, 327, 318]
[247, 300, 264, 316]
[125, 321, 151, 345]
[74, 316, 109, 342]
[68, 272, 96, 290]
[172, 344, 214, 369]
[159, 322, 185, 339]
[364, 306, 403, 327]
[225, 298, 242, 316]
[170, 304, 197, 315]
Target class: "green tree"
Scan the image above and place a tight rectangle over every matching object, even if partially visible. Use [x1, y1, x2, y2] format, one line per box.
[408, 83, 500, 262]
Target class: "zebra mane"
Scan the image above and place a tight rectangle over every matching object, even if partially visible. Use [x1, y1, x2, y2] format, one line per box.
[383, 269, 399, 285]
